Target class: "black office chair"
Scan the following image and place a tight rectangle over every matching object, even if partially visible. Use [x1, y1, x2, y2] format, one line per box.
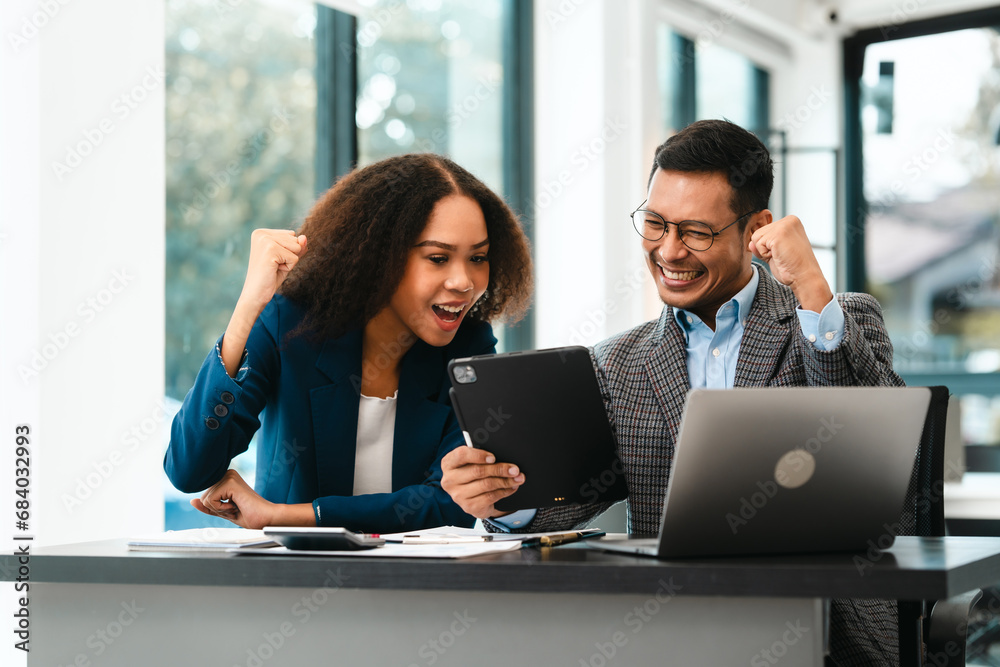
[897, 386, 983, 666]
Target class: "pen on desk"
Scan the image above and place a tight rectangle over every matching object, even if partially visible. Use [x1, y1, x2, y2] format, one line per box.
[537, 532, 589, 547]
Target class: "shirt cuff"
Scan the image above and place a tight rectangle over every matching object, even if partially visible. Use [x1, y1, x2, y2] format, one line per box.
[215, 335, 250, 384]
[486, 509, 537, 532]
[796, 298, 845, 351]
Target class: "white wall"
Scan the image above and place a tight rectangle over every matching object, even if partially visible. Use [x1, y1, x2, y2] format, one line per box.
[532, 0, 663, 348]
[0, 0, 165, 559]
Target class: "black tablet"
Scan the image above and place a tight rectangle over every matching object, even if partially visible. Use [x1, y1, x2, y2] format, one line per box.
[263, 527, 385, 551]
[448, 346, 627, 512]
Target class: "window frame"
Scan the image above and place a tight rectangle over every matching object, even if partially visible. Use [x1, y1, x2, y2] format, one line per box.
[320, 0, 535, 350]
[842, 8, 1000, 457]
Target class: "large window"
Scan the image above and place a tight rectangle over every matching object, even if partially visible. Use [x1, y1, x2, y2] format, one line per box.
[846, 12, 1000, 453]
[657, 29, 769, 137]
[356, 0, 507, 190]
[163, 0, 531, 528]
[657, 27, 839, 300]
[164, 0, 319, 528]
[355, 0, 529, 352]
[166, 0, 318, 401]
[653, 30, 846, 286]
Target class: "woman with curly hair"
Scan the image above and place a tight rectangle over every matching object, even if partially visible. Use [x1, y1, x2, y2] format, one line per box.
[165, 154, 532, 533]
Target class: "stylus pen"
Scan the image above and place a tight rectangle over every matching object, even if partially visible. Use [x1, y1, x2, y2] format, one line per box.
[462, 430, 474, 447]
[537, 532, 587, 547]
[528, 530, 605, 548]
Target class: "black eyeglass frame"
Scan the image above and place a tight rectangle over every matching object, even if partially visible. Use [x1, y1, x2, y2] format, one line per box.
[630, 199, 760, 251]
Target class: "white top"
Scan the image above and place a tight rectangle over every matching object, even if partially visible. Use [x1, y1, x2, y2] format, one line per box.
[352, 392, 397, 495]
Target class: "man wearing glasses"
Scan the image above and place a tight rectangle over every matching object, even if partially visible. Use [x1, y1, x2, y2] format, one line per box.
[442, 119, 902, 666]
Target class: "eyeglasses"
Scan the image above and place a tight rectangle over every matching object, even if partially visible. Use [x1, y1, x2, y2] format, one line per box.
[630, 200, 759, 251]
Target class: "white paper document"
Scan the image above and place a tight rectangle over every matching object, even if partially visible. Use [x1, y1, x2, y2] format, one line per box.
[229, 541, 522, 559]
[380, 525, 604, 545]
[128, 528, 278, 551]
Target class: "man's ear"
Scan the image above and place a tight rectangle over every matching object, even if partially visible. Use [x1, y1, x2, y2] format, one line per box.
[747, 209, 773, 236]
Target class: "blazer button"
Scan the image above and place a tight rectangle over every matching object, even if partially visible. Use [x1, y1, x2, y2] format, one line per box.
[205, 417, 220, 430]
[214, 404, 229, 417]
[220, 391, 235, 404]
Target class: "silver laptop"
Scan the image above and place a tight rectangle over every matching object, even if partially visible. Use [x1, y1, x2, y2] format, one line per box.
[597, 387, 931, 558]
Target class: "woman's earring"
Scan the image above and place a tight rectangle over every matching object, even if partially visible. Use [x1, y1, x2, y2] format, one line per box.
[470, 289, 489, 314]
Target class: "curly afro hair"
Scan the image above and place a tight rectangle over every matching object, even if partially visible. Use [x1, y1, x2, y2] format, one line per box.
[279, 153, 533, 341]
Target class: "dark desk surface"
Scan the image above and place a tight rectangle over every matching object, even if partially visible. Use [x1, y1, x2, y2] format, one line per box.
[6, 536, 1000, 601]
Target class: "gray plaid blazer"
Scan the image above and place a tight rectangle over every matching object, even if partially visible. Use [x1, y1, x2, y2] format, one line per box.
[503, 268, 906, 666]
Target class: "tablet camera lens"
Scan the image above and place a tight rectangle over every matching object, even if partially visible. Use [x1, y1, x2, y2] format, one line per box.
[453, 365, 477, 384]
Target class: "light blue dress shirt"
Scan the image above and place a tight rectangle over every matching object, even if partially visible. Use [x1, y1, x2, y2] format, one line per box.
[490, 265, 845, 531]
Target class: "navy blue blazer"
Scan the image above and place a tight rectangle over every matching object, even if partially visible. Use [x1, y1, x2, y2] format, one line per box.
[164, 294, 495, 532]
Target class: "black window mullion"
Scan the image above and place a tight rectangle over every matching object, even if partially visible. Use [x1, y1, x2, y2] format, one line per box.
[500, 0, 534, 351]
[672, 33, 696, 128]
[315, 6, 358, 195]
[750, 65, 770, 139]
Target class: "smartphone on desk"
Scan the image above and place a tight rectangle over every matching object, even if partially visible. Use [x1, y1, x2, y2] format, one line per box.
[263, 527, 385, 551]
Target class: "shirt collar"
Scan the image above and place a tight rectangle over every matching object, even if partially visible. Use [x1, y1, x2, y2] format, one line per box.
[673, 264, 760, 332]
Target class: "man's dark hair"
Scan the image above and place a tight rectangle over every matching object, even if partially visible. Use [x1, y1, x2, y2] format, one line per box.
[648, 119, 773, 228]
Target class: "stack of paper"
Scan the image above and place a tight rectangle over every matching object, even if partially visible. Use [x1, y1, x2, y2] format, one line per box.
[231, 541, 522, 559]
[127, 528, 278, 552]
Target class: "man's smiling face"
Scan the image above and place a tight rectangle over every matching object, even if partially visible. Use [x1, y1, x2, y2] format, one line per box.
[641, 168, 762, 329]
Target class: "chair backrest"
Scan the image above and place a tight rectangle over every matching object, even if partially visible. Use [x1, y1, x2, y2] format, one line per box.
[899, 385, 950, 539]
[897, 387, 951, 665]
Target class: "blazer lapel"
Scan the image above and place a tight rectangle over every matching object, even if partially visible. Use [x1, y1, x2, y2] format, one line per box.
[646, 307, 691, 423]
[393, 341, 451, 488]
[310, 330, 364, 496]
[734, 267, 796, 387]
